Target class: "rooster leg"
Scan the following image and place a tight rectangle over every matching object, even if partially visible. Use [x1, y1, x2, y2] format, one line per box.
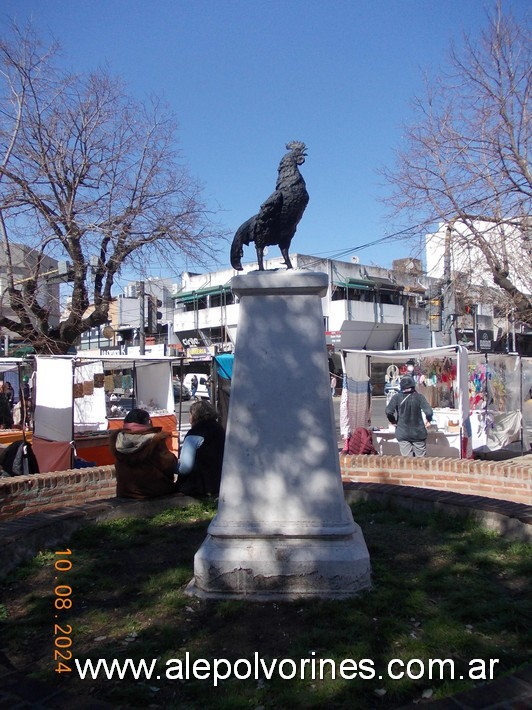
[280, 247, 293, 269]
[256, 245, 265, 271]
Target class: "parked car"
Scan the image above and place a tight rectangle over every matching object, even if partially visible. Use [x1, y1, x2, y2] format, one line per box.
[173, 380, 191, 402]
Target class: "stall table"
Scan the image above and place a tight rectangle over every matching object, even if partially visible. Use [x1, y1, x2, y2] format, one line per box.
[74, 431, 115, 466]
[0, 429, 32, 447]
[372, 428, 461, 458]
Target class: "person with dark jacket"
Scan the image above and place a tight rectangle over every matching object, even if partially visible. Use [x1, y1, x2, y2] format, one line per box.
[385, 375, 433, 457]
[176, 400, 225, 497]
[0, 383, 13, 429]
[109, 408, 178, 499]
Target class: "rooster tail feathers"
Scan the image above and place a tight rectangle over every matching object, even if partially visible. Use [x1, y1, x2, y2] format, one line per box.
[230, 233, 244, 271]
[230, 217, 254, 271]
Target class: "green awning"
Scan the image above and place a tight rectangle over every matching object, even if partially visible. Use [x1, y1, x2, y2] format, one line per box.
[335, 278, 375, 290]
[371, 277, 400, 290]
[10, 345, 36, 357]
[174, 286, 231, 303]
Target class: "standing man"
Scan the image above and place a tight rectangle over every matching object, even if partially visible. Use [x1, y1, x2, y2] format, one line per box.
[190, 374, 198, 401]
[385, 375, 433, 457]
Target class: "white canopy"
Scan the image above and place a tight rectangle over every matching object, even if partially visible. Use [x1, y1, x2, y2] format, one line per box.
[340, 345, 471, 448]
[341, 345, 464, 361]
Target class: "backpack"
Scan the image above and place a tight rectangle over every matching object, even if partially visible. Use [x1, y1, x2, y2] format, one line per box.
[2, 440, 39, 476]
[347, 427, 377, 455]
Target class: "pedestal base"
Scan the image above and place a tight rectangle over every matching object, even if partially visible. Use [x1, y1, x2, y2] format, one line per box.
[186, 524, 371, 601]
[186, 271, 371, 600]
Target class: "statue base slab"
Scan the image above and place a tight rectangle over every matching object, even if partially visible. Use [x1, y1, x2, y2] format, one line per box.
[186, 526, 370, 601]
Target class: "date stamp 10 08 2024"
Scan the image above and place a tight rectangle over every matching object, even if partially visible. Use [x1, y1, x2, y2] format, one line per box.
[52, 549, 74, 674]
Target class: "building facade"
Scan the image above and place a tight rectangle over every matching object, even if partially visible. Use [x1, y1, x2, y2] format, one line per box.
[77, 249, 529, 360]
[0, 244, 60, 354]
[170, 253, 437, 356]
[77, 277, 178, 355]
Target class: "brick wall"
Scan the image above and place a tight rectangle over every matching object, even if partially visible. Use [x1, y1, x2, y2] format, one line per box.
[341, 454, 532, 505]
[0, 467, 116, 521]
[0, 455, 530, 522]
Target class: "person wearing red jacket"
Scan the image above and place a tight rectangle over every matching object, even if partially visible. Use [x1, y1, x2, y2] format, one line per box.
[109, 408, 178, 499]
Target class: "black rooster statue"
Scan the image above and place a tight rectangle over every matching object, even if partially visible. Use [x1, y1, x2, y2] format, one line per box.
[230, 141, 309, 271]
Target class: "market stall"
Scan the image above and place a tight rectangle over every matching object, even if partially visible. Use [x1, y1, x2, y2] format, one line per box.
[467, 354, 530, 456]
[0, 358, 32, 449]
[104, 356, 178, 455]
[340, 345, 471, 458]
[341, 346, 530, 459]
[32, 355, 179, 472]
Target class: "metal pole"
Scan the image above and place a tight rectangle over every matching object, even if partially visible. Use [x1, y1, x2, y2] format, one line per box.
[441, 226, 453, 346]
[138, 281, 145, 355]
[519, 355, 524, 454]
[178, 357, 184, 444]
[403, 293, 409, 349]
[132, 363, 137, 410]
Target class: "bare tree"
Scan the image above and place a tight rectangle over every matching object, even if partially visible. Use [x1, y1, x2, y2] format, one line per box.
[0, 23, 223, 354]
[384, 5, 531, 325]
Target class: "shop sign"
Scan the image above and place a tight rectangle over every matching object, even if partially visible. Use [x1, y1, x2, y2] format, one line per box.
[178, 330, 208, 348]
[326, 331, 342, 349]
[127, 343, 166, 356]
[187, 346, 215, 359]
[455, 328, 475, 350]
[477, 329, 494, 352]
[100, 345, 126, 356]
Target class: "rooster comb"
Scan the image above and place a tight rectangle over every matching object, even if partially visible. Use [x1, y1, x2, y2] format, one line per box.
[286, 140, 307, 154]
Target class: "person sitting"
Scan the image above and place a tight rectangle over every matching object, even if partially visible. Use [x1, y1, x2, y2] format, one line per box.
[109, 408, 178, 499]
[176, 400, 225, 497]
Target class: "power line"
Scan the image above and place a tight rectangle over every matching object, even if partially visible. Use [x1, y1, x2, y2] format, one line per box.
[307, 223, 425, 263]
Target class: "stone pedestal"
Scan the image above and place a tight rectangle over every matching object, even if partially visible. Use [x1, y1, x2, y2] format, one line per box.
[186, 271, 370, 600]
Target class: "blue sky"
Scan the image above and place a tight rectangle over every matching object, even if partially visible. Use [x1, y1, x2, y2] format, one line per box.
[1, 0, 529, 279]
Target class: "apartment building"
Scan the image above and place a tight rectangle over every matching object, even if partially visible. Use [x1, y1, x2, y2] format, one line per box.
[170, 253, 436, 356]
[81, 249, 529, 360]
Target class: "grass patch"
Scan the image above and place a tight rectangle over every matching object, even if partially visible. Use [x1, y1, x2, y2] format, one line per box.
[0, 500, 530, 709]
